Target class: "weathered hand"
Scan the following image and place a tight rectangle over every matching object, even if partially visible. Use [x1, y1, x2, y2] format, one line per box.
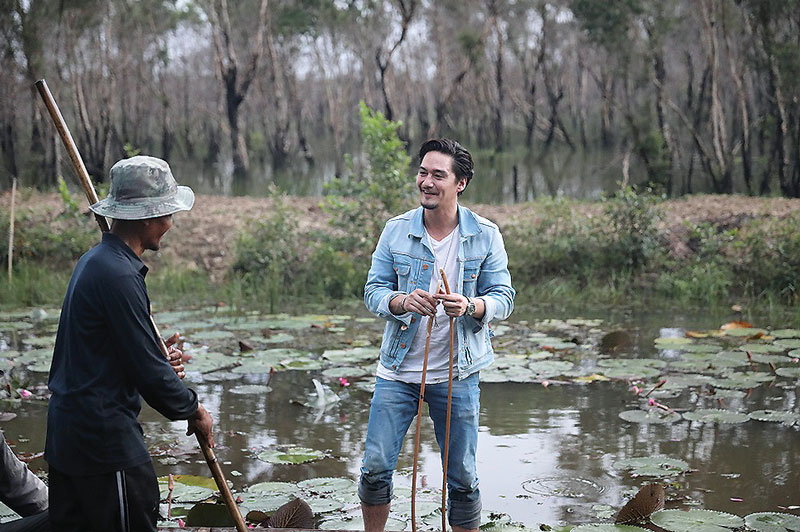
[403, 289, 440, 317]
[435, 293, 469, 317]
[165, 332, 185, 379]
[187, 403, 214, 448]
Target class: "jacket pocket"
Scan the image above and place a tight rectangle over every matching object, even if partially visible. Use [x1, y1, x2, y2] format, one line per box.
[392, 261, 412, 292]
[462, 261, 481, 297]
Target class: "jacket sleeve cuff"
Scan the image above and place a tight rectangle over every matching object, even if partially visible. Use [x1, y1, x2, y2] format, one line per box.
[464, 297, 496, 332]
[377, 291, 413, 324]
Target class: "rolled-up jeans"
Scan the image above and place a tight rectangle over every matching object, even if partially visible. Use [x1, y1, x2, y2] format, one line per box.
[358, 373, 482, 529]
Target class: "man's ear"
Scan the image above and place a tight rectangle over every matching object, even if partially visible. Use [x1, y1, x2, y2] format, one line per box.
[457, 177, 467, 193]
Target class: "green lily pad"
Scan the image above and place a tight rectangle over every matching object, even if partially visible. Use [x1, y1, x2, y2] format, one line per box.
[598, 358, 667, 369]
[157, 481, 216, 503]
[776, 367, 800, 378]
[650, 509, 743, 532]
[528, 360, 575, 377]
[774, 339, 800, 349]
[323, 347, 378, 363]
[305, 496, 345, 513]
[257, 447, 325, 464]
[392, 499, 441, 518]
[744, 512, 800, 532]
[709, 389, 747, 399]
[190, 330, 236, 341]
[297, 477, 355, 493]
[681, 343, 721, 354]
[739, 343, 785, 354]
[613, 455, 689, 477]
[185, 352, 233, 373]
[748, 410, 800, 424]
[281, 357, 326, 371]
[238, 493, 293, 513]
[771, 329, 800, 338]
[255, 332, 295, 344]
[654, 337, 693, 347]
[618, 409, 681, 424]
[0, 322, 33, 332]
[682, 409, 749, 424]
[572, 526, 649, 532]
[246, 481, 299, 495]
[602, 366, 662, 379]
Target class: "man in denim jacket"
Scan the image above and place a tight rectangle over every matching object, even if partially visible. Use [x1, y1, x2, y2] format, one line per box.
[359, 139, 515, 532]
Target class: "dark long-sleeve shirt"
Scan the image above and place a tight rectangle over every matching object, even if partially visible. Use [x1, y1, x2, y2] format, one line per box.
[46, 232, 198, 475]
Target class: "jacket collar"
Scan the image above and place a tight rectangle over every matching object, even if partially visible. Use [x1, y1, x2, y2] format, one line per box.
[408, 204, 481, 239]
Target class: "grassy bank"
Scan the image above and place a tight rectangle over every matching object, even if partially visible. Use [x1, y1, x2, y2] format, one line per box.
[3, 186, 800, 314]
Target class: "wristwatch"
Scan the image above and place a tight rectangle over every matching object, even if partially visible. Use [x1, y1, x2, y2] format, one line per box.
[465, 296, 476, 317]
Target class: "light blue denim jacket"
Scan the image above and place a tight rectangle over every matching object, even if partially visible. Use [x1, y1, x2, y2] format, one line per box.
[365, 205, 515, 379]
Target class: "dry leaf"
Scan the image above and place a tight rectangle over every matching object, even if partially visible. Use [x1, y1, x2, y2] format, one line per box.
[268, 498, 314, 529]
[720, 321, 752, 330]
[615, 483, 665, 524]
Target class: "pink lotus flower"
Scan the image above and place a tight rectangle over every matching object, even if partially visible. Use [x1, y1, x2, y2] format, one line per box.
[177, 518, 185, 528]
[18, 389, 32, 399]
[648, 398, 656, 406]
[632, 386, 641, 395]
[338, 377, 350, 387]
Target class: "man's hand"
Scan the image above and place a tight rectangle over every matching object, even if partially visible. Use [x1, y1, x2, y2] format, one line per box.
[165, 332, 185, 380]
[435, 292, 469, 317]
[395, 289, 439, 316]
[187, 403, 214, 448]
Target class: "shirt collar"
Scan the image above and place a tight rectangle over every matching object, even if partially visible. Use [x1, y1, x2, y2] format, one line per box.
[409, 204, 481, 239]
[102, 232, 149, 276]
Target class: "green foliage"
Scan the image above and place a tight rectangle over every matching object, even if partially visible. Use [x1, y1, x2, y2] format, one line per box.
[57, 176, 81, 215]
[602, 185, 663, 270]
[123, 142, 141, 158]
[230, 187, 303, 311]
[322, 101, 413, 281]
[735, 214, 800, 303]
[570, 0, 643, 49]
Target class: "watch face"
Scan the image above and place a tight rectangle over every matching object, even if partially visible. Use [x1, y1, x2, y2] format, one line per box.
[467, 301, 476, 315]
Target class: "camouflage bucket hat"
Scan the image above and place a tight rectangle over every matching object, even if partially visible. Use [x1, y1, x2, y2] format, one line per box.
[89, 155, 194, 220]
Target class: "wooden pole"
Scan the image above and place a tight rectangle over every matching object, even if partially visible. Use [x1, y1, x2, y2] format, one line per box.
[7, 178, 16, 283]
[34, 78, 247, 532]
[439, 269, 455, 532]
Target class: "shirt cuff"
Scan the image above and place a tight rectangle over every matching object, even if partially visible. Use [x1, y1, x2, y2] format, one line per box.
[377, 291, 413, 325]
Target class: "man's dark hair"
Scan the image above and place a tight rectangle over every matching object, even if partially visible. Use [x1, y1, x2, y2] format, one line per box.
[418, 138, 474, 195]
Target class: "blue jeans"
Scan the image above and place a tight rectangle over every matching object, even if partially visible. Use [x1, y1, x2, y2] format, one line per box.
[359, 374, 482, 529]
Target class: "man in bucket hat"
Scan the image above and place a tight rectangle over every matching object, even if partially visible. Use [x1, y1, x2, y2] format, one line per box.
[45, 156, 214, 532]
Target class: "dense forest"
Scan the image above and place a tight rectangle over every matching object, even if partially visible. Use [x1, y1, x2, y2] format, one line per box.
[1, 0, 798, 197]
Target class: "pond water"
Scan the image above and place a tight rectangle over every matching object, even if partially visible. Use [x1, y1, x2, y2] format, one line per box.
[170, 145, 623, 203]
[1, 303, 798, 530]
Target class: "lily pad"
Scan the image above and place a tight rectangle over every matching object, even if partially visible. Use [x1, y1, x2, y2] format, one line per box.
[598, 358, 667, 369]
[650, 509, 743, 532]
[321, 366, 372, 379]
[190, 330, 236, 341]
[323, 347, 378, 363]
[682, 409, 749, 424]
[776, 367, 800, 378]
[773, 339, 800, 349]
[571, 526, 649, 532]
[527, 360, 575, 377]
[246, 481, 299, 496]
[654, 337, 693, 347]
[305, 496, 345, 513]
[618, 409, 681, 424]
[748, 410, 800, 424]
[739, 343, 785, 354]
[744, 512, 800, 532]
[613, 455, 689, 477]
[770, 329, 800, 339]
[257, 447, 325, 465]
[297, 477, 355, 494]
[601, 366, 662, 379]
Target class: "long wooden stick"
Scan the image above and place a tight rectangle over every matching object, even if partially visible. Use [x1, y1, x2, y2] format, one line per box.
[35, 78, 247, 532]
[7, 178, 15, 283]
[411, 285, 437, 532]
[439, 269, 455, 532]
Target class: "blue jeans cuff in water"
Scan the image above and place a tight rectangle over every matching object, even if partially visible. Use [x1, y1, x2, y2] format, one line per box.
[358, 374, 481, 527]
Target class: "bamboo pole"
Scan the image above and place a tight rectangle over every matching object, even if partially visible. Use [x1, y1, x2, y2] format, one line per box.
[35, 78, 247, 532]
[7, 178, 16, 283]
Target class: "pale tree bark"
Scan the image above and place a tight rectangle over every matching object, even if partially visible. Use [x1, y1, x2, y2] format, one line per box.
[722, 4, 752, 195]
[206, 0, 268, 179]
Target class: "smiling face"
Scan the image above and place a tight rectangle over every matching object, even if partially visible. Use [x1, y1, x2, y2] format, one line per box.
[416, 151, 467, 211]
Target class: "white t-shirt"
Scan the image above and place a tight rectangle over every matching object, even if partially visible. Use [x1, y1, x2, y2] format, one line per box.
[377, 226, 460, 384]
